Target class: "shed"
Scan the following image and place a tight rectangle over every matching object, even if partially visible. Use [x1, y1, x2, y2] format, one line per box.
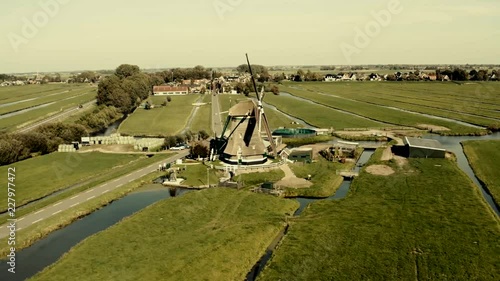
[289, 148, 313, 162]
[404, 137, 445, 158]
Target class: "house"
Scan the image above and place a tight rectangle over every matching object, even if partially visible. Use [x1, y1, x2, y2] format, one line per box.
[188, 84, 203, 93]
[153, 85, 189, 95]
[341, 73, 352, 81]
[403, 137, 446, 158]
[324, 74, 336, 82]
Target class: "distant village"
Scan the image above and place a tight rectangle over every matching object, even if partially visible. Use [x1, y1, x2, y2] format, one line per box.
[1, 66, 498, 92]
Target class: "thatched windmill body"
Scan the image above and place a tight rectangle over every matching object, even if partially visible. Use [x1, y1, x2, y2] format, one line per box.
[211, 54, 276, 165]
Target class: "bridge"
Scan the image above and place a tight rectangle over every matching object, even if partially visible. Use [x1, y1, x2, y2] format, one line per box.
[336, 170, 359, 179]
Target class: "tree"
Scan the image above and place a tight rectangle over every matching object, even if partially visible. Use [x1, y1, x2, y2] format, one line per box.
[469, 69, 478, 80]
[198, 130, 210, 140]
[271, 85, 280, 95]
[115, 64, 140, 79]
[386, 74, 397, 81]
[190, 143, 209, 158]
[164, 136, 177, 149]
[477, 70, 488, 81]
[452, 68, 468, 81]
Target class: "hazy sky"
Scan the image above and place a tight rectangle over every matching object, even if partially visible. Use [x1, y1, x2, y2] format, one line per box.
[1, 0, 499, 73]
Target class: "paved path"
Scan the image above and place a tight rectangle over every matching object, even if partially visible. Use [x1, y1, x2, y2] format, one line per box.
[17, 100, 96, 133]
[180, 96, 204, 134]
[0, 151, 188, 239]
[211, 93, 224, 137]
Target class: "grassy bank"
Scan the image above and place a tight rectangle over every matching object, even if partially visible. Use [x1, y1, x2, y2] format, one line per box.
[31, 188, 299, 281]
[237, 169, 285, 188]
[259, 155, 500, 280]
[0, 171, 165, 258]
[284, 159, 348, 198]
[462, 140, 500, 205]
[282, 135, 334, 148]
[0, 153, 174, 224]
[0, 152, 145, 211]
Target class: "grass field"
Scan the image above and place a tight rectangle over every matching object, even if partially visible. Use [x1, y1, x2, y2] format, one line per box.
[31, 188, 299, 281]
[462, 140, 500, 205]
[0, 86, 94, 116]
[264, 93, 387, 129]
[0, 84, 86, 104]
[0, 85, 96, 131]
[296, 82, 500, 128]
[278, 83, 488, 135]
[189, 94, 212, 133]
[0, 152, 145, 212]
[119, 95, 200, 136]
[259, 153, 500, 280]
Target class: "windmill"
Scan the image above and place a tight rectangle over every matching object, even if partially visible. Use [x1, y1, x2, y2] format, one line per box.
[210, 54, 277, 165]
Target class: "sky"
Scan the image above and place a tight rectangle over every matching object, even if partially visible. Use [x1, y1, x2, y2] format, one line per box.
[0, 0, 499, 73]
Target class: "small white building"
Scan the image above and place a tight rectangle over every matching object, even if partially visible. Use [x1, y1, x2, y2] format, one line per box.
[324, 74, 336, 82]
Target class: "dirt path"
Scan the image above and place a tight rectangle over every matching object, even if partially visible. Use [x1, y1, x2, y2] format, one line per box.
[276, 164, 312, 188]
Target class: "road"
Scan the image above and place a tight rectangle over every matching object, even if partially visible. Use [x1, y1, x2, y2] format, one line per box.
[0, 150, 189, 239]
[211, 93, 224, 137]
[17, 100, 96, 133]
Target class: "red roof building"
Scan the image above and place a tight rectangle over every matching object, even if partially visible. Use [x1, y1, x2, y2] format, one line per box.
[153, 86, 189, 95]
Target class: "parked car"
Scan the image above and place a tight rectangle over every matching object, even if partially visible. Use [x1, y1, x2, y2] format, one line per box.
[170, 145, 185, 150]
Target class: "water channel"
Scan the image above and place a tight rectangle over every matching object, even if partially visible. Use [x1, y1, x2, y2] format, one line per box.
[0, 188, 191, 281]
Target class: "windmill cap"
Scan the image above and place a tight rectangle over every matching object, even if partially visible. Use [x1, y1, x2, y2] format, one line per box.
[229, 99, 257, 116]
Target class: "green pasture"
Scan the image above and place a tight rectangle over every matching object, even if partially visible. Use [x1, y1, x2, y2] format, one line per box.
[31, 188, 299, 281]
[263, 93, 386, 129]
[260, 154, 500, 280]
[298, 82, 500, 127]
[189, 94, 212, 133]
[0, 89, 96, 132]
[0, 84, 86, 104]
[279, 84, 487, 135]
[119, 95, 200, 136]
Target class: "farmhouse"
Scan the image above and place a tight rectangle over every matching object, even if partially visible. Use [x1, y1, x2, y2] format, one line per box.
[153, 86, 189, 95]
[324, 74, 336, 82]
[403, 137, 446, 158]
